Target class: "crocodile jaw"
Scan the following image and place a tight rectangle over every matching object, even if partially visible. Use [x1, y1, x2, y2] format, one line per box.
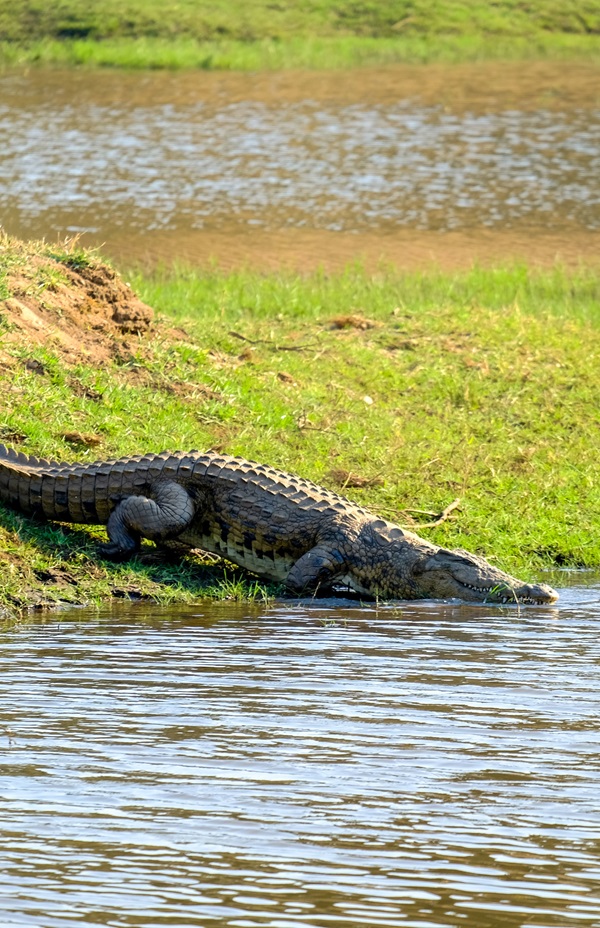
[412, 547, 559, 605]
[450, 578, 558, 605]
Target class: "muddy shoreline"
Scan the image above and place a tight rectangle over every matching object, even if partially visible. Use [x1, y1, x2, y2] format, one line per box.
[3, 61, 599, 110]
[104, 225, 600, 273]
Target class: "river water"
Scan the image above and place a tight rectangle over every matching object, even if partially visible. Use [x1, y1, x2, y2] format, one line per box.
[1, 64, 599, 269]
[1, 577, 600, 927]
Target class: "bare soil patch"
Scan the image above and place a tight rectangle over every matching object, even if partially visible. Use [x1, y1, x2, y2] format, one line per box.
[0, 236, 153, 365]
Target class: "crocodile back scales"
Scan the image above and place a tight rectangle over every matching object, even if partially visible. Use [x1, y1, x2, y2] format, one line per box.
[0, 444, 371, 525]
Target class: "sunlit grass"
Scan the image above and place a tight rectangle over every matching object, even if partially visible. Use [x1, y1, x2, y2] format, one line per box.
[1, 0, 599, 70]
[2, 34, 599, 70]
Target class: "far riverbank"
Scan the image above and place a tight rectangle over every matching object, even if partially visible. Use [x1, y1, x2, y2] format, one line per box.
[1, 0, 599, 70]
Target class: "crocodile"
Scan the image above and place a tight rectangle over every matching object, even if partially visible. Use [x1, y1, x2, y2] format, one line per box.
[0, 444, 558, 604]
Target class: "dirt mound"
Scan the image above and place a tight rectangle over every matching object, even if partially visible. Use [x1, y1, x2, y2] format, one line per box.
[0, 235, 153, 365]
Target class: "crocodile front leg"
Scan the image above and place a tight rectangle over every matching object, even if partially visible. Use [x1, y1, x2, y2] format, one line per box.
[286, 544, 346, 595]
[99, 480, 195, 559]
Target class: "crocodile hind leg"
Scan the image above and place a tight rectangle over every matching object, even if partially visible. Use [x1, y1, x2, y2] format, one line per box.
[99, 480, 195, 559]
[285, 544, 346, 595]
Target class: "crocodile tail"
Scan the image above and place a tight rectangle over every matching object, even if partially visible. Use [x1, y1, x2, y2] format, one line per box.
[0, 443, 58, 469]
[0, 444, 64, 517]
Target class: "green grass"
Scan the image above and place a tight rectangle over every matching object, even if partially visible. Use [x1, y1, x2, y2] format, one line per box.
[1, 241, 599, 615]
[0, 0, 598, 69]
[137, 262, 600, 326]
[131, 263, 600, 581]
[2, 34, 600, 70]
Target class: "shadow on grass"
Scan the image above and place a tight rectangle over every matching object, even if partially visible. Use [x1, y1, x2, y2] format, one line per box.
[0, 504, 278, 609]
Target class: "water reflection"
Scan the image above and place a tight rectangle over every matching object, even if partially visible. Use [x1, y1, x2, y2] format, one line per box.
[1, 581, 600, 925]
[1, 69, 599, 248]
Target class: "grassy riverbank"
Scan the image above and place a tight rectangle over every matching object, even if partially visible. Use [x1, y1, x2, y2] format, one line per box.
[0, 235, 599, 615]
[1, 0, 598, 69]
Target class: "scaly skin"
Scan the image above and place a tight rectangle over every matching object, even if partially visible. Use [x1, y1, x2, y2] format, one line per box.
[0, 445, 558, 604]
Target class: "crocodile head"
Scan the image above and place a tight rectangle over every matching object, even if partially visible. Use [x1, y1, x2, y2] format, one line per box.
[410, 546, 558, 605]
[350, 522, 558, 604]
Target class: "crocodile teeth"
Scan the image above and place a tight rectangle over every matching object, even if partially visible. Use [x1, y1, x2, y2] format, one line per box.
[461, 582, 548, 605]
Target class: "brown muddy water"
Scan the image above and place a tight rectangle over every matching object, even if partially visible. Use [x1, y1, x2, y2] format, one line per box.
[1, 64, 600, 270]
[1, 577, 600, 927]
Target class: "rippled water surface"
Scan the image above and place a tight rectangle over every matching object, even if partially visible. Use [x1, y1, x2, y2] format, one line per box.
[1, 66, 599, 257]
[1, 579, 600, 927]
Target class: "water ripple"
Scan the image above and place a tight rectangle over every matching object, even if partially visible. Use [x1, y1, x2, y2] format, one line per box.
[0, 583, 599, 925]
[1, 84, 599, 238]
